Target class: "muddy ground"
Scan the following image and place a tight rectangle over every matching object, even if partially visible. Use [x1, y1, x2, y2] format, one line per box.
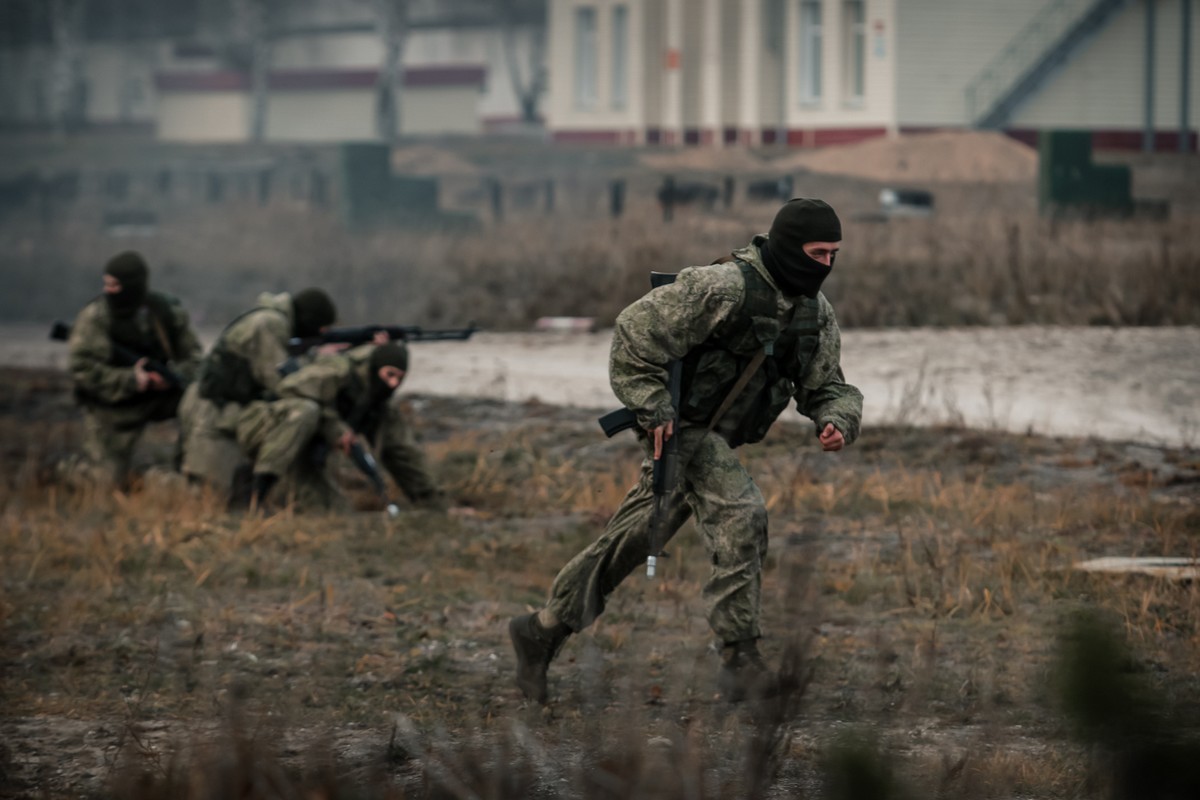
[1, 365, 1199, 799]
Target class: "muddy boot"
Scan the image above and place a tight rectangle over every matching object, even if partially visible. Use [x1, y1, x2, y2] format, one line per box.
[717, 639, 780, 703]
[509, 612, 570, 704]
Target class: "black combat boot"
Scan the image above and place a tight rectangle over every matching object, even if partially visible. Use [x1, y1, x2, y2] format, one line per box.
[227, 464, 255, 511]
[509, 612, 571, 704]
[250, 472, 279, 512]
[717, 639, 778, 703]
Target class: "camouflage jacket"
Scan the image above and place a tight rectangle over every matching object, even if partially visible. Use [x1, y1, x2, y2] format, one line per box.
[197, 292, 294, 405]
[68, 291, 203, 406]
[275, 344, 384, 447]
[609, 235, 863, 445]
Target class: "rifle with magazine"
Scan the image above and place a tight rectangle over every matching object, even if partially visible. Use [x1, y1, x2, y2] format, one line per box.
[49, 319, 185, 389]
[285, 322, 478, 356]
[597, 272, 682, 578]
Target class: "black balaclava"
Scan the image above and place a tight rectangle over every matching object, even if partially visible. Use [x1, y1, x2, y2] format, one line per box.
[291, 288, 337, 338]
[368, 341, 408, 400]
[346, 342, 409, 437]
[104, 251, 150, 317]
[759, 198, 842, 299]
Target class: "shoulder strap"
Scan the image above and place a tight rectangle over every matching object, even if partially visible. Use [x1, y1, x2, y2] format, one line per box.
[707, 347, 766, 432]
[706, 259, 777, 431]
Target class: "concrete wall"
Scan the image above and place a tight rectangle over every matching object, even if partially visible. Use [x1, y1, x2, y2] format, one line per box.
[547, 0, 647, 138]
[895, 0, 1051, 127]
[267, 90, 377, 141]
[271, 26, 533, 123]
[1015, 0, 1200, 134]
[0, 18, 530, 130]
[896, 0, 1198, 138]
[157, 92, 248, 141]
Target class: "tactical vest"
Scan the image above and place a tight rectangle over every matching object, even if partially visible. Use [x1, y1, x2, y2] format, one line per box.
[197, 307, 288, 406]
[107, 292, 179, 363]
[678, 260, 823, 447]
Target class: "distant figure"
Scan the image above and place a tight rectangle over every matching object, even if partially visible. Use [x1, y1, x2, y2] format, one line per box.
[656, 177, 720, 220]
[509, 199, 863, 705]
[230, 342, 444, 514]
[747, 175, 795, 203]
[178, 287, 338, 497]
[65, 251, 203, 488]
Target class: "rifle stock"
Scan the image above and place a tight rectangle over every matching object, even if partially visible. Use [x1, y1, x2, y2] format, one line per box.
[50, 319, 184, 389]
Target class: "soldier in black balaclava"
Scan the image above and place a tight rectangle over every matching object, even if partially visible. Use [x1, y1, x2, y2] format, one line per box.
[231, 338, 443, 514]
[509, 198, 862, 707]
[65, 251, 204, 487]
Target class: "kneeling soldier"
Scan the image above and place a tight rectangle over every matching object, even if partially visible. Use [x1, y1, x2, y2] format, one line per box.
[67, 251, 203, 487]
[234, 341, 444, 513]
[178, 287, 337, 495]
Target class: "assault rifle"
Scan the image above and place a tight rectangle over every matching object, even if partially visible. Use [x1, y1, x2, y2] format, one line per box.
[597, 272, 682, 578]
[348, 440, 401, 519]
[285, 322, 478, 356]
[49, 320, 184, 389]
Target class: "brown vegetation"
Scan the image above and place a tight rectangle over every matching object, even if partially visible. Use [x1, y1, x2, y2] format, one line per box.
[2, 367, 1199, 798]
[3, 137, 1200, 331]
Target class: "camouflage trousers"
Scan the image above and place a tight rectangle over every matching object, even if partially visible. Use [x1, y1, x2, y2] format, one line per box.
[178, 383, 247, 491]
[546, 425, 768, 645]
[235, 397, 346, 512]
[75, 392, 181, 486]
[181, 384, 441, 512]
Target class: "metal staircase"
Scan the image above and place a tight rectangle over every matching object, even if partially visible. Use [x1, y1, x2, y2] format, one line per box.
[965, 0, 1131, 129]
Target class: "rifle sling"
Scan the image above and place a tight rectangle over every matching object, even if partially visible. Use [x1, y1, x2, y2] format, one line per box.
[706, 347, 767, 433]
[150, 315, 174, 362]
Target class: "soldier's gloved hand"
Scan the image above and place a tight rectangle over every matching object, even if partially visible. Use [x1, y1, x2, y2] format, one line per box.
[818, 423, 845, 452]
[134, 358, 168, 392]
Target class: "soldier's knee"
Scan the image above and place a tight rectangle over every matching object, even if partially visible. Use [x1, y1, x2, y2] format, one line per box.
[275, 398, 322, 434]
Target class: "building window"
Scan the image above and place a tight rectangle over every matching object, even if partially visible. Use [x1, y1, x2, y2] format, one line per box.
[799, 0, 823, 104]
[574, 6, 598, 110]
[612, 4, 629, 109]
[844, 0, 865, 102]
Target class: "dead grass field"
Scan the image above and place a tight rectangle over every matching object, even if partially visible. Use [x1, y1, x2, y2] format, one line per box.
[3, 134, 1200, 331]
[2, 366, 1200, 798]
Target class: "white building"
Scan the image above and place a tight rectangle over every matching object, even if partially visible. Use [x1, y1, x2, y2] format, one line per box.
[544, 0, 1199, 150]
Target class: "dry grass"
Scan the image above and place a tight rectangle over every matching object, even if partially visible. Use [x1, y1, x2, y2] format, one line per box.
[4, 147, 1200, 331]
[2, 368, 1200, 797]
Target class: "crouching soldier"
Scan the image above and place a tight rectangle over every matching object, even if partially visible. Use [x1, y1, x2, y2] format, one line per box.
[178, 287, 337, 495]
[234, 341, 444, 513]
[67, 251, 203, 487]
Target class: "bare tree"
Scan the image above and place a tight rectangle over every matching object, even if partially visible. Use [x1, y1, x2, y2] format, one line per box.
[48, 0, 88, 135]
[230, 0, 271, 142]
[498, 0, 546, 124]
[374, 0, 409, 144]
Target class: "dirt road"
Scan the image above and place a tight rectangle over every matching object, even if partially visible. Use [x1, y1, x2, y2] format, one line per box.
[6, 322, 1197, 448]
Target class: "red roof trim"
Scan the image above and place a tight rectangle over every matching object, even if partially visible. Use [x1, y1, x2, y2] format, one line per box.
[155, 65, 486, 93]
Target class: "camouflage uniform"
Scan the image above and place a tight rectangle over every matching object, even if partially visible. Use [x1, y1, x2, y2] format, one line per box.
[178, 292, 296, 490]
[235, 344, 443, 512]
[67, 292, 203, 483]
[545, 237, 863, 645]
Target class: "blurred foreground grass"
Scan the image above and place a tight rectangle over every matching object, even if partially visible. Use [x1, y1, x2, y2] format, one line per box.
[2, 367, 1200, 797]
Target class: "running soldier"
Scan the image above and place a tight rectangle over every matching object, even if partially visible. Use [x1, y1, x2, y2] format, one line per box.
[509, 198, 864, 704]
